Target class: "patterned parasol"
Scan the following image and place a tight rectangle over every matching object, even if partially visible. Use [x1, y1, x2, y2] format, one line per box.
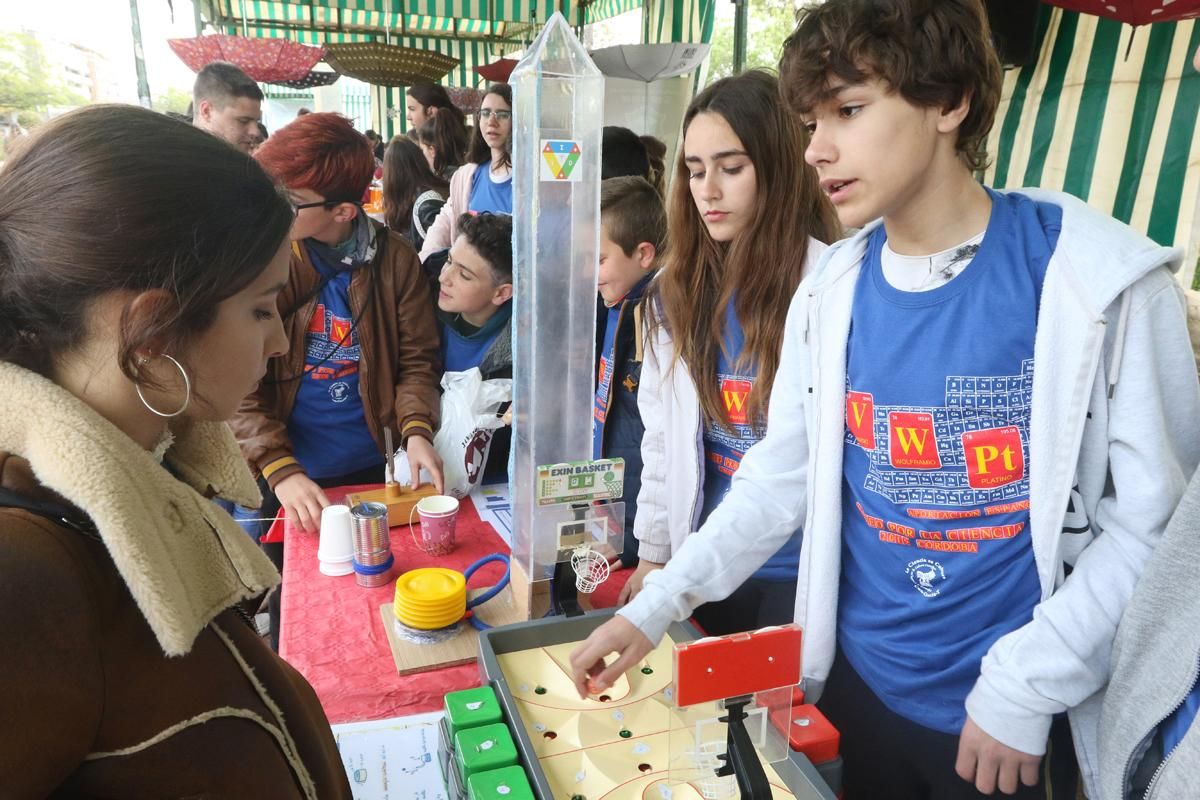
[323, 43, 459, 87]
[446, 86, 486, 115]
[168, 35, 325, 83]
[1041, 0, 1200, 24]
[267, 71, 342, 90]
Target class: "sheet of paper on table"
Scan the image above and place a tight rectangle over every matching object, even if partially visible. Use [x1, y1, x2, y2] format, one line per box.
[333, 711, 449, 800]
[471, 482, 512, 546]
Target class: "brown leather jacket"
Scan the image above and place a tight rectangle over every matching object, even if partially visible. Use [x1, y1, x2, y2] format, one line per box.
[231, 223, 441, 489]
[0, 361, 351, 798]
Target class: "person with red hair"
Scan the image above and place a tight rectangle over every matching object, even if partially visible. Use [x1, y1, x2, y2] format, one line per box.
[231, 113, 443, 645]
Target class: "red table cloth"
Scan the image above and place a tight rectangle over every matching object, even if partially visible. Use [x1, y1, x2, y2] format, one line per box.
[277, 485, 628, 723]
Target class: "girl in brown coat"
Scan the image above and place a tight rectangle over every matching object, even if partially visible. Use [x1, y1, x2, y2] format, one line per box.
[0, 105, 351, 798]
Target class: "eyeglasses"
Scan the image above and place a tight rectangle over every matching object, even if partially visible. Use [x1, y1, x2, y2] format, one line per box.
[478, 109, 512, 122]
[290, 199, 357, 216]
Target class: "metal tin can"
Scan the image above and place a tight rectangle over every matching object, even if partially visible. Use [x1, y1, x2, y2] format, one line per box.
[350, 502, 391, 571]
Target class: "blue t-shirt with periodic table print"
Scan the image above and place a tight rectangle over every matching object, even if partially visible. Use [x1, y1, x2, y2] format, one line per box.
[700, 300, 801, 582]
[287, 246, 382, 480]
[838, 189, 1062, 735]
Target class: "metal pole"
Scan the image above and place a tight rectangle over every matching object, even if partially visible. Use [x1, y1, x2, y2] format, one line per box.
[732, 0, 748, 75]
[194, 0, 204, 35]
[128, 0, 152, 109]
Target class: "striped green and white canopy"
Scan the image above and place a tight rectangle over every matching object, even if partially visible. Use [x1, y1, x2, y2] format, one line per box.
[201, 0, 640, 46]
[202, 0, 715, 137]
[985, 6, 1200, 286]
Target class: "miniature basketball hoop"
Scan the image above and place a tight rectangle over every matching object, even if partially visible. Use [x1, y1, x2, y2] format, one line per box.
[570, 545, 610, 593]
[691, 740, 736, 799]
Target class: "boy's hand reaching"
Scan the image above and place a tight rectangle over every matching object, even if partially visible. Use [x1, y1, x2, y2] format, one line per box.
[618, 559, 664, 605]
[568, 615, 654, 699]
[404, 436, 445, 495]
[955, 717, 1042, 795]
[274, 472, 330, 534]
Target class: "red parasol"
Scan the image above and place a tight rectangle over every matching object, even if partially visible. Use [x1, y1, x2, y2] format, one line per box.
[1041, 0, 1200, 25]
[475, 58, 519, 83]
[168, 35, 325, 84]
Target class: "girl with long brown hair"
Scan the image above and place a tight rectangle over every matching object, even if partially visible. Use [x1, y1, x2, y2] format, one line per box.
[383, 136, 450, 253]
[622, 70, 839, 635]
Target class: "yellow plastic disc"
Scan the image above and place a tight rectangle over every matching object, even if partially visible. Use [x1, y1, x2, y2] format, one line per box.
[394, 599, 465, 616]
[396, 600, 464, 617]
[396, 568, 466, 603]
[394, 568, 467, 629]
[395, 611, 462, 629]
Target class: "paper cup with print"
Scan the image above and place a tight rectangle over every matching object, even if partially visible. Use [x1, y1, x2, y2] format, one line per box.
[408, 495, 460, 556]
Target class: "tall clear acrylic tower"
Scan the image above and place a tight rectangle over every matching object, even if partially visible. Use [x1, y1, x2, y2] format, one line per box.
[509, 12, 605, 616]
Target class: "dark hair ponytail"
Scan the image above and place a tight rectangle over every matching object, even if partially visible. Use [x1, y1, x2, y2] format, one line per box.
[0, 104, 292, 381]
[418, 113, 468, 175]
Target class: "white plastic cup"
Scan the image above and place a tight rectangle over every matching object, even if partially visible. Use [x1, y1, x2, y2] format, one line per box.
[317, 504, 354, 576]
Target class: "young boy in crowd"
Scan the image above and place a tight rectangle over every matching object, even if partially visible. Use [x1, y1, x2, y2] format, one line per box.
[571, 2, 1200, 798]
[232, 113, 444, 646]
[437, 212, 514, 481]
[593, 177, 665, 569]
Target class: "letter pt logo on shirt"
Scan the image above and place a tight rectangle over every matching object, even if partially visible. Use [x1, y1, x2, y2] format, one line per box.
[962, 426, 1025, 489]
[888, 411, 941, 470]
[721, 379, 753, 426]
[846, 390, 876, 449]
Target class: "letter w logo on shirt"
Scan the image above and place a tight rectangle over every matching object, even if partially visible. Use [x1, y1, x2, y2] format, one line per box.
[888, 411, 942, 469]
[721, 378, 753, 426]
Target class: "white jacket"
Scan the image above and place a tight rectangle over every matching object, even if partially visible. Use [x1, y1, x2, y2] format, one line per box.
[633, 238, 829, 564]
[619, 189, 1200, 796]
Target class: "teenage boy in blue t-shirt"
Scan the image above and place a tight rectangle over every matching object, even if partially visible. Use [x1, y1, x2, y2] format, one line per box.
[437, 212, 513, 482]
[570, 2, 1200, 798]
[592, 177, 665, 570]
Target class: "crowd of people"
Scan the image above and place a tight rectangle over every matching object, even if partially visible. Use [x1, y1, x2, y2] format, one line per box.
[1, 0, 1199, 798]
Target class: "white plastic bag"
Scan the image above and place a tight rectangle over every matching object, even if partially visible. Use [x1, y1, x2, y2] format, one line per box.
[394, 368, 512, 498]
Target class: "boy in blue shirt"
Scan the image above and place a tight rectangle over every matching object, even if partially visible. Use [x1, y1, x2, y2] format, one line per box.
[571, 2, 1200, 798]
[593, 177, 665, 570]
[437, 212, 513, 481]
[437, 213, 513, 378]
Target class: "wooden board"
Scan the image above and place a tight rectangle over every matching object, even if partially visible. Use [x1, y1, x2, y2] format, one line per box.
[380, 586, 527, 675]
[345, 483, 438, 529]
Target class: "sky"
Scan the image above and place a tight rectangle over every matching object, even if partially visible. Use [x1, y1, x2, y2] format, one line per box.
[7, 0, 202, 103]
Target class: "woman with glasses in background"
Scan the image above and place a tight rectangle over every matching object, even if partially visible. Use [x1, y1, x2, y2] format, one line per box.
[419, 84, 513, 262]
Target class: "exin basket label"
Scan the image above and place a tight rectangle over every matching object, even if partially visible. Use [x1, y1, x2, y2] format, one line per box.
[535, 458, 625, 506]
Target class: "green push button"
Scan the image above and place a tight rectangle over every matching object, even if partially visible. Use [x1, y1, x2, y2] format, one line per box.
[467, 765, 535, 800]
[444, 686, 503, 738]
[455, 723, 518, 782]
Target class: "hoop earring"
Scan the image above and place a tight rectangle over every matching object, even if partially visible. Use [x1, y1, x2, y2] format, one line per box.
[135, 354, 192, 418]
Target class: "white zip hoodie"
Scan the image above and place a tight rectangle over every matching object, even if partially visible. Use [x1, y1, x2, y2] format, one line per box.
[618, 189, 1200, 796]
[633, 238, 829, 564]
